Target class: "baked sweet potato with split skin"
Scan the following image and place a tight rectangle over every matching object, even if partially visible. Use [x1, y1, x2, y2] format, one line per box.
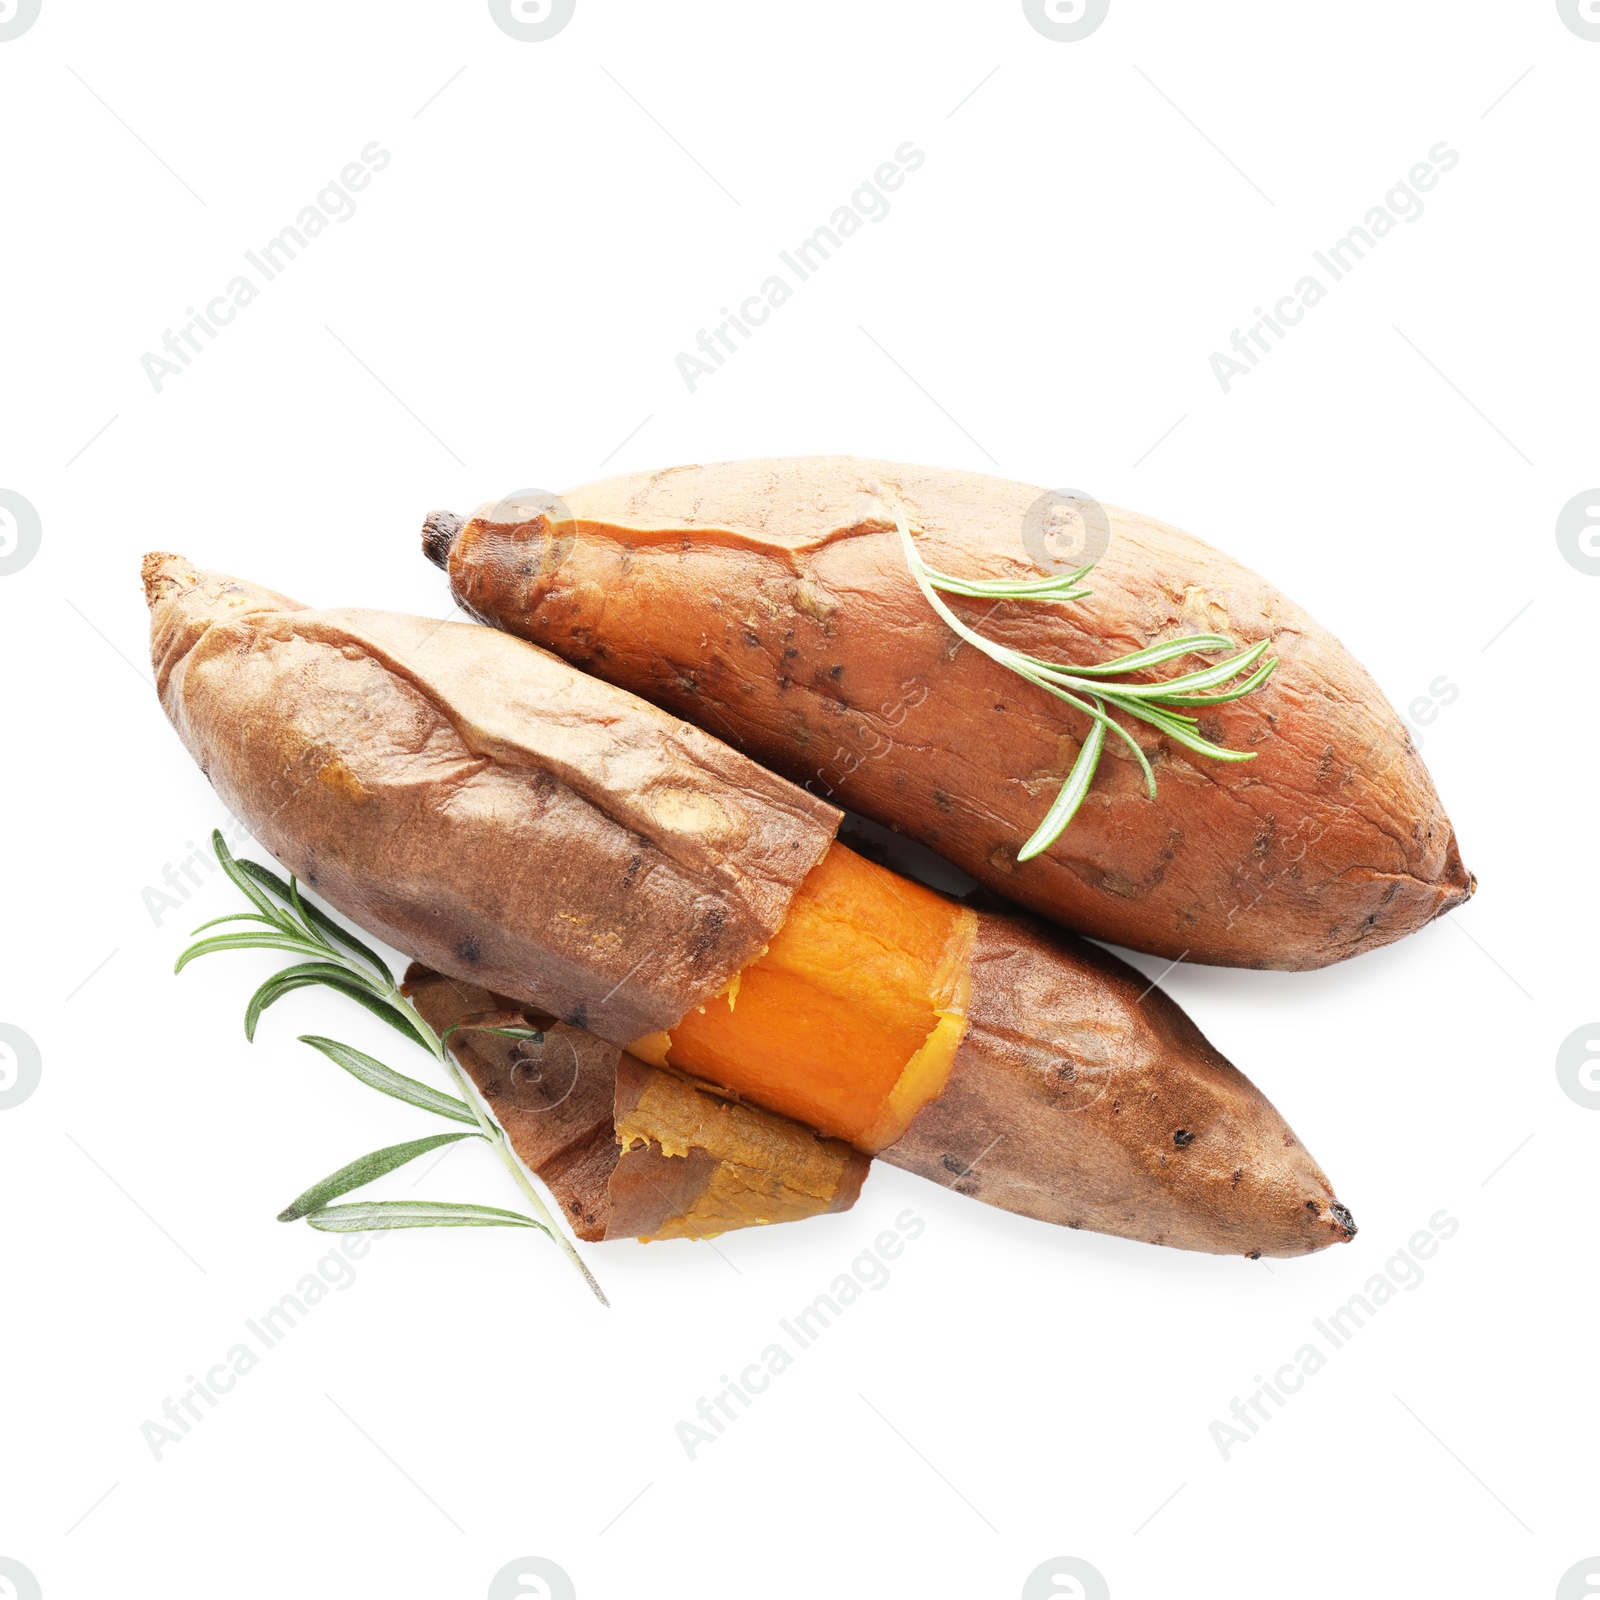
[426, 457, 1472, 970]
[144, 553, 1354, 1256]
[402, 964, 869, 1242]
[144, 551, 839, 1046]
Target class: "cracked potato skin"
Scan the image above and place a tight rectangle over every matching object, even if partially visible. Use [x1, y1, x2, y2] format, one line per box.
[144, 552, 840, 1045]
[434, 456, 1472, 970]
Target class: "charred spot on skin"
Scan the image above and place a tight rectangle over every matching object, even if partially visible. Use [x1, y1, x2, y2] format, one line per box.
[1330, 1202, 1357, 1237]
[565, 1002, 589, 1029]
[456, 937, 482, 966]
[1231, 1168, 1243, 1186]
[933, 790, 953, 814]
[1246, 1250, 1262, 1260]
[784, 647, 798, 660]
[690, 906, 726, 959]
[743, 631, 761, 649]
[1173, 1128, 1194, 1147]
[1306, 1199, 1322, 1215]
[623, 855, 643, 887]
[829, 665, 843, 679]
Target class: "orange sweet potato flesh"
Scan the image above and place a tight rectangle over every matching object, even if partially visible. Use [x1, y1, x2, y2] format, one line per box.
[634, 840, 975, 1152]
[430, 457, 1473, 970]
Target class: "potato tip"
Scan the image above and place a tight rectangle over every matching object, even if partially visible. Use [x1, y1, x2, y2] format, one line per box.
[422, 509, 464, 570]
[141, 550, 193, 609]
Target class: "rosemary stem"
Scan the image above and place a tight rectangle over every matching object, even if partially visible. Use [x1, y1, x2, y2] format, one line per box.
[437, 1046, 611, 1307]
[889, 502, 1276, 856]
[359, 955, 609, 1304]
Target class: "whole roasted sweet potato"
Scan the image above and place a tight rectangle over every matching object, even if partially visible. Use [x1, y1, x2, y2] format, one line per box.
[426, 457, 1472, 970]
[144, 552, 1354, 1257]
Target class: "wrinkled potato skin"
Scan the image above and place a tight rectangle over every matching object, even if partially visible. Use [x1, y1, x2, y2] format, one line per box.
[886, 915, 1354, 1257]
[145, 553, 840, 1044]
[439, 457, 1471, 970]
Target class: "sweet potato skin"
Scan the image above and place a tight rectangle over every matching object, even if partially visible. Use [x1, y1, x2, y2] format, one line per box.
[884, 914, 1354, 1257]
[435, 457, 1472, 969]
[144, 553, 839, 1044]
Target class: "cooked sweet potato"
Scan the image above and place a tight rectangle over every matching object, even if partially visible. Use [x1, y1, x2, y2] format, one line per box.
[145, 552, 838, 1045]
[144, 553, 1354, 1256]
[426, 457, 1472, 970]
[402, 964, 869, 1242]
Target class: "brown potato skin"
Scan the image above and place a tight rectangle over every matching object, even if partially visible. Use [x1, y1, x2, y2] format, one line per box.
[434, 457, 1471, 970]
[885, 914, 1354, 1257]
[145, 552, 839, 1044]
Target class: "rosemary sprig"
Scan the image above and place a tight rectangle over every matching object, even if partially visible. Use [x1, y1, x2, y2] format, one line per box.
[176, 830, 607, 1304]
[894, 508, 1277, 860]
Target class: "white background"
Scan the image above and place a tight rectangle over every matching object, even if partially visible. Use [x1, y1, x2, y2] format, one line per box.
[2, 3, 1597, 1598]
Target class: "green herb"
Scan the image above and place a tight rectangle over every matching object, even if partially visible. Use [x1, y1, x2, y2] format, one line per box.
[894, 508, 1277, 860]
[304, 1201, 548, 1233]
[177, 830, 606, 1304]
[276, 1132, 481, 1221]
[296, 1036, 479, 1125]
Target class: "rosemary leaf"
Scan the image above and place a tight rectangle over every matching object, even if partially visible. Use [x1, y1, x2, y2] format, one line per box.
[1153, 656, 1279, 706]
[1116, 700, 1260, 761]
[1060, 633, 1236, 676]
[211, 829, 293, 926]
[276, 1132, 483, 1221]
[1083, 639, 1271, 700]
[186, 912, 292, 935]
[175, 930, 329, 975]
[1017, 717, 1107, 862]
[439, 1022, 547, 1045]
[245, 965, 434, 1051]
[235, 859, 393, 984]
[304, 1200, 548, 1233]
[298, 1035, 478, 1124]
